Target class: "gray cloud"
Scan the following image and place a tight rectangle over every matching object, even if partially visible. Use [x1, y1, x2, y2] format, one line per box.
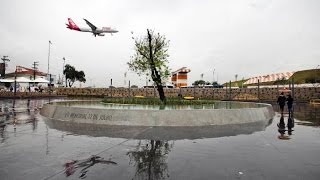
[0, 0, 319, 87]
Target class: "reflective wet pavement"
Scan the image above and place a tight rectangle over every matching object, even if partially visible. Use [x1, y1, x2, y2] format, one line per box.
[0, 99, 320, 180]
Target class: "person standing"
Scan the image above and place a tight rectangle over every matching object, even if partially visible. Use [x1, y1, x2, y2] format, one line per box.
[277, 92, 286, 114]
[287, 94, 294, 115]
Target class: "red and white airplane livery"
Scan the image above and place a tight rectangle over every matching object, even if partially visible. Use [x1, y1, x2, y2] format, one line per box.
[66, 18, 118, 37]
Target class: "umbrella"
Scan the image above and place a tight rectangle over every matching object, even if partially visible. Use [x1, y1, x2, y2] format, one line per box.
[279, 88, 291, 93]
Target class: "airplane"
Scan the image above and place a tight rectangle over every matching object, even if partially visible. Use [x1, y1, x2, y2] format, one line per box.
[66, 18, 118, 37]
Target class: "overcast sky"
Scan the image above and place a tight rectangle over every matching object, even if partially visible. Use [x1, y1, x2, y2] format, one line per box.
[0, 0, 319, 87]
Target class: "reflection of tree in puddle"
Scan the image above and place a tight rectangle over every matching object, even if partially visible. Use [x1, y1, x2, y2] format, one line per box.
[64, 155, 117, 179]
[127, 140, 173, 180]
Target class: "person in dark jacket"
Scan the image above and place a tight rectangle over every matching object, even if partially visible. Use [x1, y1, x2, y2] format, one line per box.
[277, 92, 286, 114]
[286, 94, 294, 115]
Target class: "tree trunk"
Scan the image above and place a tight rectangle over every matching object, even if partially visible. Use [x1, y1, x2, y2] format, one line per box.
[157, 84, 166, 103]
[147, 29, 166, 104]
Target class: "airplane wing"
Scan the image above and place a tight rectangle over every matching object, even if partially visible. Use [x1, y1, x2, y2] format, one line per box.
[83, 19, 97, 31]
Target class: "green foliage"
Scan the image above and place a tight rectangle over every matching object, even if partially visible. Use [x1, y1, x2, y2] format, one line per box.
[273, 77, 288, 85]
[128, 29, 170, 85]
[223, 79, 248, 87]
[76, 70, 86, 83]
[192, 80, 213, 86]
[289, 69, 320, 84]
[63, 64, 86, 87]
[212, 81, 219, 86]
[128, 29, 170, 103]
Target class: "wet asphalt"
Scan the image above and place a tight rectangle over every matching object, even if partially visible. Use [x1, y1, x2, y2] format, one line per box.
[0, 98, 320, 180]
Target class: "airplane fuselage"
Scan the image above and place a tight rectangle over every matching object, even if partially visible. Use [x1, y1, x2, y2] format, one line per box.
[66, 18, 118, 36]
[72, 27, 118, 34]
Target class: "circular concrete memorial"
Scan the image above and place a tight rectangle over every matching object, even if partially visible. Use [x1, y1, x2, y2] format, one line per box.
[40, 100, 275, 140]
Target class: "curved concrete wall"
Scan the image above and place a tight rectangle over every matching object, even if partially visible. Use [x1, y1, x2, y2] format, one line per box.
[43, 120, 272, 140]
[40, 101, 275, 127]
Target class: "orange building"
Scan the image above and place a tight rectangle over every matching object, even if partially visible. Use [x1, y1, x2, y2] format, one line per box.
[171, 67, 191, 88]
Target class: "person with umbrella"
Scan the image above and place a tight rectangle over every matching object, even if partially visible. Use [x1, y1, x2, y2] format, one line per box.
[277, 92, 286, 115]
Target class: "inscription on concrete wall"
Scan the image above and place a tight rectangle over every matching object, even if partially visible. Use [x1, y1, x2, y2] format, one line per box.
[64, 112, 113, 120]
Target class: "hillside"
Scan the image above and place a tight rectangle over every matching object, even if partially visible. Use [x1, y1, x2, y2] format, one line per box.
[289, 69, 320, 84]
[224, 69, 320, 87]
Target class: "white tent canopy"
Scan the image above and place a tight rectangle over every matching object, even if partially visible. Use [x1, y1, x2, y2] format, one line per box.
[0, 78, 14, 83]
[33, 77, 49, 83]
[0, 77, 49, 84]
[244, 72, 295, 85]
[16, 77, 33, 83]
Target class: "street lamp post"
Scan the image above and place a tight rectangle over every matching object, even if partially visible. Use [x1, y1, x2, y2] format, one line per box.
[213, 69, 215, 84]
[47, 40, 52, 77]
[314, 65, 320, 87]
[14, 66, 17, 96]
[47, 40, 52, 93]
[315, 65, 320, 82]
[110, 78, 113, 97]
[63, 57, 66, 87]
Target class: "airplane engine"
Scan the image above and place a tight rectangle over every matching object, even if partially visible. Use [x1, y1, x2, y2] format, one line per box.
[98, 34, 105, 36]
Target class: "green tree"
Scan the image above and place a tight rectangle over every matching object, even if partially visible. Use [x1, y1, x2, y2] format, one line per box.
[192, 80, 210, 86]
[273, 77, 288, 86]
[128, 29, 170, 103]
[212, 81, 219, 86]
[63, 64, 86, 87]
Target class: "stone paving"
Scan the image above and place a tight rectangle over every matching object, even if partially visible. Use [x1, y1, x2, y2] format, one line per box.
[0, 99, 320, 180]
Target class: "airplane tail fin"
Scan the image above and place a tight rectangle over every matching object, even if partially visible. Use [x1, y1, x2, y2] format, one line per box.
[67, 18, 80, 31]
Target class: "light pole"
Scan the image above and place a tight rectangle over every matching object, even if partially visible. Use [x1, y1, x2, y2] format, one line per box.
[212, 69, 215, 84]
[216, 73, 219, 84]
[241, 77, 244, 88]
[314, 65, 320, 87]
[124, 72, 127, 86]
[110, 78, 113, 98]
[145, 73, 149, 87]
[14, 66, 17, 96]
[47, 41, 52, 77]
[62, 57, 65, 87]
[32, 61, 39, 80]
